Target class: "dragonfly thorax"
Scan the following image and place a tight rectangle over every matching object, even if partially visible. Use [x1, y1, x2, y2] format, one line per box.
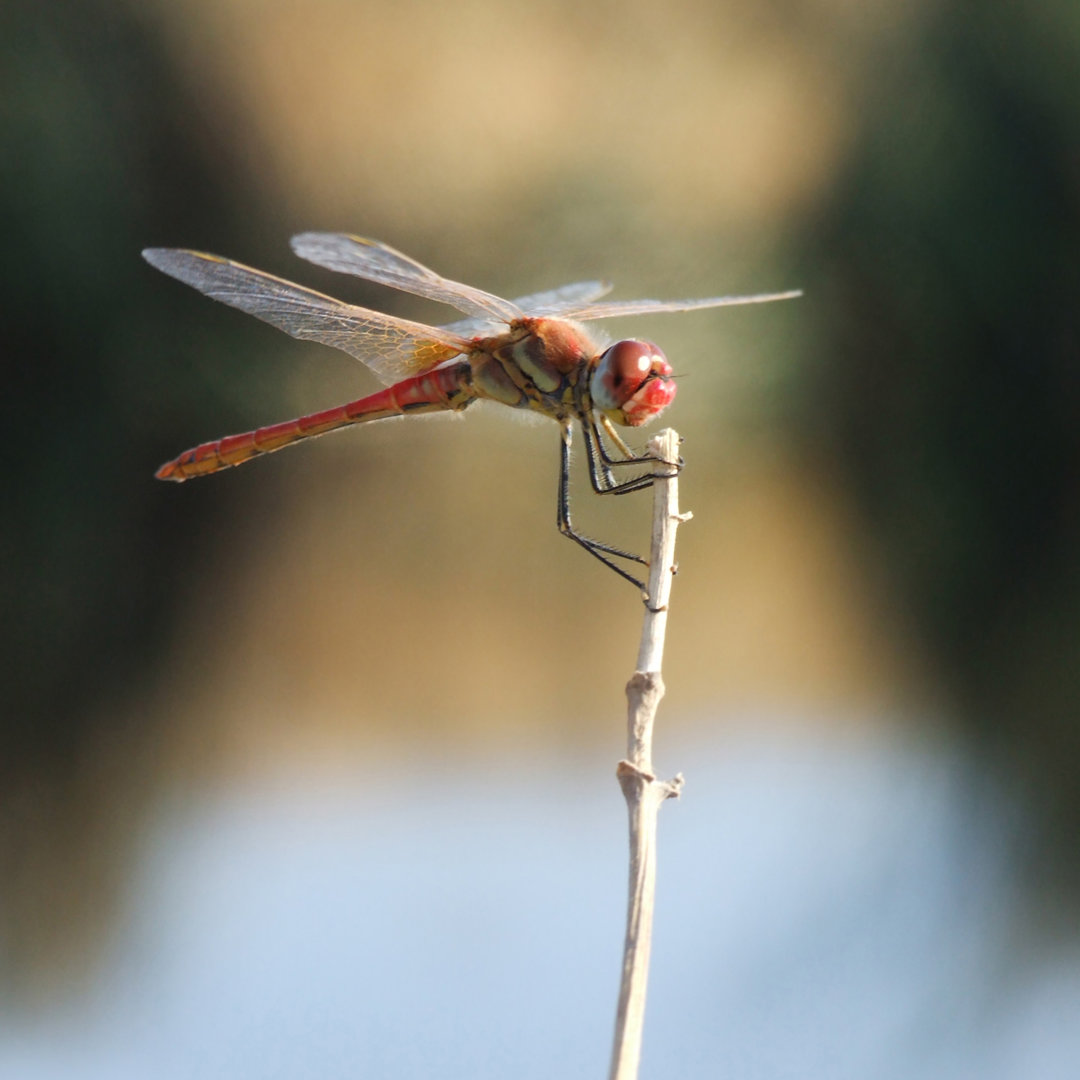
[589, 339, 676, 427]
[470, 317, 596, 420]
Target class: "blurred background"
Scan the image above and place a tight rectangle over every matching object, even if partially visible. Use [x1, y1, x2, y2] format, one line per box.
[2, 0, 1079, 1075]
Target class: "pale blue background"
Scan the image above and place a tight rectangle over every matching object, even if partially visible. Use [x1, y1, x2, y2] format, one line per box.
[3, 724, 1076, 1079]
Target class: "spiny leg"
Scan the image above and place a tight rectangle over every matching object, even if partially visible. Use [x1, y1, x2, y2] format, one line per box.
[597, 413, 683, 474]
[581, 414, 617, 490]
[557, 421, 648, 590]
[583, 412, 673, 501]
[581, 418, 654, 497]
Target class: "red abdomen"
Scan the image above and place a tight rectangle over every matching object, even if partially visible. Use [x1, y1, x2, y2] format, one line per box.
[156, 363, 474, 481]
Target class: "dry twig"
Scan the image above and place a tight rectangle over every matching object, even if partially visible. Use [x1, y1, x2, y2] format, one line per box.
[608, 428, 689, 1080]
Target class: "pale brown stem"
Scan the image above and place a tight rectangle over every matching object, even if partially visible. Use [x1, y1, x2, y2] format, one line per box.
[608, 428, 689, 1080]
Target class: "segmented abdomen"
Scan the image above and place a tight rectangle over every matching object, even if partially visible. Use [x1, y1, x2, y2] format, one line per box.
[156, 362, 474, 481]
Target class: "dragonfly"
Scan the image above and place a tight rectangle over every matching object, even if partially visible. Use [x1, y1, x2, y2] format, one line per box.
[145, 234, 800, 588]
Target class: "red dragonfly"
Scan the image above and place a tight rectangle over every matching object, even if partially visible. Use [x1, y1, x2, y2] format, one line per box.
[145, 234, 799, 587]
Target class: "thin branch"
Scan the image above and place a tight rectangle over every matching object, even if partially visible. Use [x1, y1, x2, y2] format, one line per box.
[608, 428, 690, 1080]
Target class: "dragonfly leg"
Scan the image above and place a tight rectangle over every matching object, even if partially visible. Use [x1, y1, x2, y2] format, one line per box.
[582, 418, 617, 491]
[558, 422, 648, 590]
[581, 415, 663, 497]
[598, 413, 684, 471]
[597, 413, 685, 470]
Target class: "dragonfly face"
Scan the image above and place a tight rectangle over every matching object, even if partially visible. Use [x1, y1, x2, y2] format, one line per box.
[589, 339, 676, 428]
[145, 233, 800, 587]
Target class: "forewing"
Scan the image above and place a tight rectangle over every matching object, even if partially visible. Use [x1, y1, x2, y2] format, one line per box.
[440, 279, 616, 337]
[556, 290, 803, 321]
[143, 248, 472, 384]
[290, 233, 523, 324]
[512, 279, 614, 316]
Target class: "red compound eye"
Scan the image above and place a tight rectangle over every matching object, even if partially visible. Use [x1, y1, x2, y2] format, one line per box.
[590, 340, 675, 426]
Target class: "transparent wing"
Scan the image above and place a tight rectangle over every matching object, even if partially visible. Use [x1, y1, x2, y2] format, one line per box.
[556, 290, 803, 322]
[290, 232, 523, 325]
[513, 279, 614, 316]
[440, 279, 615, 337]
[143, 248, 473, 384]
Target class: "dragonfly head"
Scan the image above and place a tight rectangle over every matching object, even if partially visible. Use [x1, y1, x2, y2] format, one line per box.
[590, 339, 676, 427]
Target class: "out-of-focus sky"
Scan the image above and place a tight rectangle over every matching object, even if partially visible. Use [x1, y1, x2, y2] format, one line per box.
[2, 0, 1079, 1074]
